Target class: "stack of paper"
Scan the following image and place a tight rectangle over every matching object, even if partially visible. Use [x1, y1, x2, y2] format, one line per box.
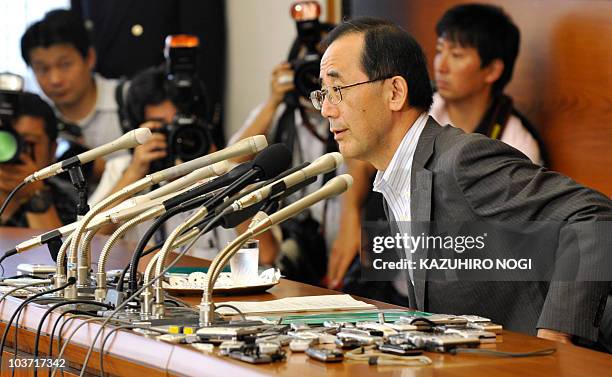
[214, 294, 376, 315]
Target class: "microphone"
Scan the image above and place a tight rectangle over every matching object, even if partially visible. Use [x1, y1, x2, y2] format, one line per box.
[250, 174, 353, 236]
[228, 152, 343, 213]
[161, 161, 256, 210]
[108, 161, 228, 223]
[25, 128, 152, 182]
[148, 135, 267, 184]
[140, 161, 229, 202]
[164, 143, 292, 212]
[219, 175, 317, 228]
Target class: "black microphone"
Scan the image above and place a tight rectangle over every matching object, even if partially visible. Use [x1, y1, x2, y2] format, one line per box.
[162, 144, 290, 210]
[197, 143, 292, 213]
[218, 175, 317, 228]
[162, 161, 255, 209]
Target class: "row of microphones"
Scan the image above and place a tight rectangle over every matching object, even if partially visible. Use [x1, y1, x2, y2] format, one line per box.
[137, 152, 343, 292]
[1, 135, 267, 259]
[141, 144, 293, 315]
[144, 164, 351, 317]
[3, 130, 351, 315]
[200, 173, 354, 325]
[65, 136, 269, 294]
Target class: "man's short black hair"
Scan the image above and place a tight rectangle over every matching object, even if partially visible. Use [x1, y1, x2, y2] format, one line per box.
[125, 66, 169, 129]
[18, 92, 58, 141]
[322, 17, 433, 111]
[20, 9, 91, 66]
[436, 3, 520, 94]
[125, 65, 210, 130]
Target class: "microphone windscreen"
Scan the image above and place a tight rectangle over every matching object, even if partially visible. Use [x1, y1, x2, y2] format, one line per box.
[253, 143, 292, 179]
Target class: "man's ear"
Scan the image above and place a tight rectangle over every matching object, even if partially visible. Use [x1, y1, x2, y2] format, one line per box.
[484, 59, 504, 85]
[86, 47, 97, 71]
[387, 76, 409, 111]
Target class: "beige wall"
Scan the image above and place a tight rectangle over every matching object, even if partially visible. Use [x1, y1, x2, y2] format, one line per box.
[225, 0, 328, 139]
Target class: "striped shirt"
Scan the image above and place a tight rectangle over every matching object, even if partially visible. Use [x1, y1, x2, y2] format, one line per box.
[373, 112, 428, 223]
[373, 112, 428, 288]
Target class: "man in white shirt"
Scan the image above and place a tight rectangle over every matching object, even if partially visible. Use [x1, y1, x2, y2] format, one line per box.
[21, 9, 125, 181]
[429, 3, 545, 165]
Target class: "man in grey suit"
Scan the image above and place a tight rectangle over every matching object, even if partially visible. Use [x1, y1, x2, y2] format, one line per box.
[310, 17, 612, 347]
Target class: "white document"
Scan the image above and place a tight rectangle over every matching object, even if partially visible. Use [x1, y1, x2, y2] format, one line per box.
[213, 294, 376, 315]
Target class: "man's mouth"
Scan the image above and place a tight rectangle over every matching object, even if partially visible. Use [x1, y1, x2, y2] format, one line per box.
[435, 79, 450, 90]
[331, 128, 348, 140]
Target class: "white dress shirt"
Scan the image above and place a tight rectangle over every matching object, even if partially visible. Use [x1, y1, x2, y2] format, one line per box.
[373, 112, 428, 293]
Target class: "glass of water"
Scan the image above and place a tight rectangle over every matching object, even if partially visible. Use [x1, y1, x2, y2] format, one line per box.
[230, 239, 259, 285]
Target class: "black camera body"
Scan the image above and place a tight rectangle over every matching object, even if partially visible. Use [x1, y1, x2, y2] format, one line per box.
[151, 35, 212, 171]
[152, 114, 211, 170]
[288, 1, 326, 100]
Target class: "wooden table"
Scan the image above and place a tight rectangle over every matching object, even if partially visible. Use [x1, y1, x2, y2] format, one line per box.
[0, 227, 610, 376]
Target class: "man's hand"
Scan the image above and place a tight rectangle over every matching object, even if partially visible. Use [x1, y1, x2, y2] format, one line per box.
[269, 62, 295, 106]
[327, 209, 361, 289]
[125, 122, 167, 178]
[537, 328, 572, 344]
[0, 153, 44, 203]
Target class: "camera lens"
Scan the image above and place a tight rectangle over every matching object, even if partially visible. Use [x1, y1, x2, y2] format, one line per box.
[293, 54, 321, 99]
[170, 124, 210, 161]
[0, 128, 20, 163]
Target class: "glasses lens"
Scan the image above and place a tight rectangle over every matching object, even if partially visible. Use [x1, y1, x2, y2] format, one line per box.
[329, 86, 341, 105]
[310, 90, 323, 110]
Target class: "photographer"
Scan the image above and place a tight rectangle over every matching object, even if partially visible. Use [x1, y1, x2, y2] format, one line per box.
[90, 66, 278, 264]
[20, 9, 126, 182]
[88, 65, 227, 256]
[0, 86, 77, 229]
[229, 2, 375, 287]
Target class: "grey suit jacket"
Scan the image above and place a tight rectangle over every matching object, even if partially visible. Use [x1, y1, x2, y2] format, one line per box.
[391, 116, 611, 341]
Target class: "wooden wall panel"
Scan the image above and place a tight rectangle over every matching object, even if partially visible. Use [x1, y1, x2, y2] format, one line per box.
[351, 0, 612, 196]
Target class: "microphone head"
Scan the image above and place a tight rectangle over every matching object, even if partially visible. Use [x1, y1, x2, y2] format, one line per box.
[327, 174, 353, 194]
[253, 143, 292, 179]
[249, 135, 268, 153]
[327, 152, 344, 168]
[132, 128, 153, 145]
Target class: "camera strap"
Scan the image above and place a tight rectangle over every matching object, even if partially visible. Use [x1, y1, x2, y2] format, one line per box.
[114, 78, 132, 133]
[473, 94, 513, 140]
[274, 103, 338, 238]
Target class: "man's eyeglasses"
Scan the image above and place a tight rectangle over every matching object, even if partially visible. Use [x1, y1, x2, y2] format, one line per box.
[309, 78, 389, 110]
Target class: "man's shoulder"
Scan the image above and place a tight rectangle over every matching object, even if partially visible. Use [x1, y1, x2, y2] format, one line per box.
[94, 74, 120, 112]
[424, 116, 527, 170]
[424, 117, 487, 156]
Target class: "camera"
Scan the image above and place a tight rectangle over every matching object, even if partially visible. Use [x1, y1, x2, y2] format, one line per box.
[288, 1, 328, 100]
[0, 73, 34, 164]
[153, 35, 212, 171]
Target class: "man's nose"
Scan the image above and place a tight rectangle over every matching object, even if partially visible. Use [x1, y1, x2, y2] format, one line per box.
[48, 67, 63, 85]
[320, 96, 339, 119]
[435, 53, 449, 73]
